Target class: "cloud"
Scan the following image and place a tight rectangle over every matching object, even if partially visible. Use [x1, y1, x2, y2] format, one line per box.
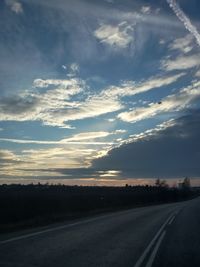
[94, 21, 135, 49]
[67, 63, 80, 78]
[0, 71, 185, 127]
[0, 145, 107, 179]
[0, 149, 23, 166]
[21, 147, 98, 170]
[22, 147, 96, 158]
[0, 143, 121, 179]
[118, 80, 200, 123]
[0, 78, 84, 128]
[0, 77, 123, 127]
[105, 73, 184, 98]
[169, 34, 194, 53]
[0, 95, 39, 115]
[53, 72, 182, 128]
[105, 0, 114, 3]
[5, 0, 23, 14]
[0, 130, 124, 145]
[0, 138, 115, 145]
[48, 168, 122, 179]
[45, 168, 99, 179]
[195, 70, 200, 77]
[162, 54, 200, 71]
[52, 95, 122, 123]
[0, 129, 127, 177]
[33, 78, 81, 91]
[63, 131, 113, 142]
[93, 110, 200, 178]
[141, 6, 151, 14]
[167, 0, 200, 47]
[0, 129, 127, 147]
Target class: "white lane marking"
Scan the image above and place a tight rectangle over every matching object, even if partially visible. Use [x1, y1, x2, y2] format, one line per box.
[168, 216, 175, 225]
[134, 212, 174, 267]
[0, 205, 158, 245]
[145, 230, 166, 267]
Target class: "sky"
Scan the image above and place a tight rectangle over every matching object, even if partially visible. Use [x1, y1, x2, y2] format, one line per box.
[0, 0, 200, 186]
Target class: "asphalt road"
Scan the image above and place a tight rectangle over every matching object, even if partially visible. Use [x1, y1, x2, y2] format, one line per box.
[0, 197, 200, 267]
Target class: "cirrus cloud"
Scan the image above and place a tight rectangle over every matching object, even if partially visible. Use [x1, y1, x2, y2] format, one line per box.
[162, 54, 200, 71]
[118, 80, 200, 123]
[0, 72, 186, 128]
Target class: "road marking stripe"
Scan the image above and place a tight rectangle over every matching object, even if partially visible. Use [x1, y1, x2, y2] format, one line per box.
[168, 216, 175, 225]
[145, 230, 166, 267]
[134, 212, 174, 267]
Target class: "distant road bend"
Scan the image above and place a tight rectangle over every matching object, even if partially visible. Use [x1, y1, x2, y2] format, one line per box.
[1, 197, 200, 267]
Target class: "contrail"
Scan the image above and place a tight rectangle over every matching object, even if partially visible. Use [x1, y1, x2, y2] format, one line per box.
[167, 0, 200, 47]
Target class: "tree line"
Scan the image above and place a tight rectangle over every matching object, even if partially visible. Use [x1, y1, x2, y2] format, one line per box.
[0, 180, 198, 233]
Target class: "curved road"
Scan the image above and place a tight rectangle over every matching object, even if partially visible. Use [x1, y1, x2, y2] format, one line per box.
[0, 197, 200, 267]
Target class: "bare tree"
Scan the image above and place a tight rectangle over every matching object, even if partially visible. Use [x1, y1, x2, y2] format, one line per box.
[155, 179, 169, 188]
[182, 177, 191, 190]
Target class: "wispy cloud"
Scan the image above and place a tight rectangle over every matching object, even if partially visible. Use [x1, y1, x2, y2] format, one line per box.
[0, 149, 23, 166]
[127, 120, 175, 143]
[0, 147, 95, 178]
[66, 63, 80, 78]
[63, 131, 113, 142]
[195, 70, 200, 77]
[169, 34, 194, 53]
[0, 138, 115, 145]
[94, 21, 135, 49]
[167, 0, 200, 47]
[0, 71, 185, 128]
[22, 147, 98, 168]
[141, 6, 151, 14]
[0, 78, 84, 128]
[162, 54, 200, 71]
[0, 129, 127, 175]
[0, 141, 119, 179]
[33, 78, 82, 91]
[118, 80, 200, 123]
[105, 73, 184, 98]
[0, 77, 124, 128]
[0, 130, 125, 145]
[5, 0, 23, 14]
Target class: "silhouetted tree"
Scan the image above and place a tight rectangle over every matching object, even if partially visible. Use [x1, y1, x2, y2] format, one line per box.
[182, 177, 191, 190]
[155, 178, 161, 187]
[155, 179, 168, 188]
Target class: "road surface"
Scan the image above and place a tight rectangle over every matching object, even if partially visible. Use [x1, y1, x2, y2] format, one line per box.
[0, 197, 200, 267]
